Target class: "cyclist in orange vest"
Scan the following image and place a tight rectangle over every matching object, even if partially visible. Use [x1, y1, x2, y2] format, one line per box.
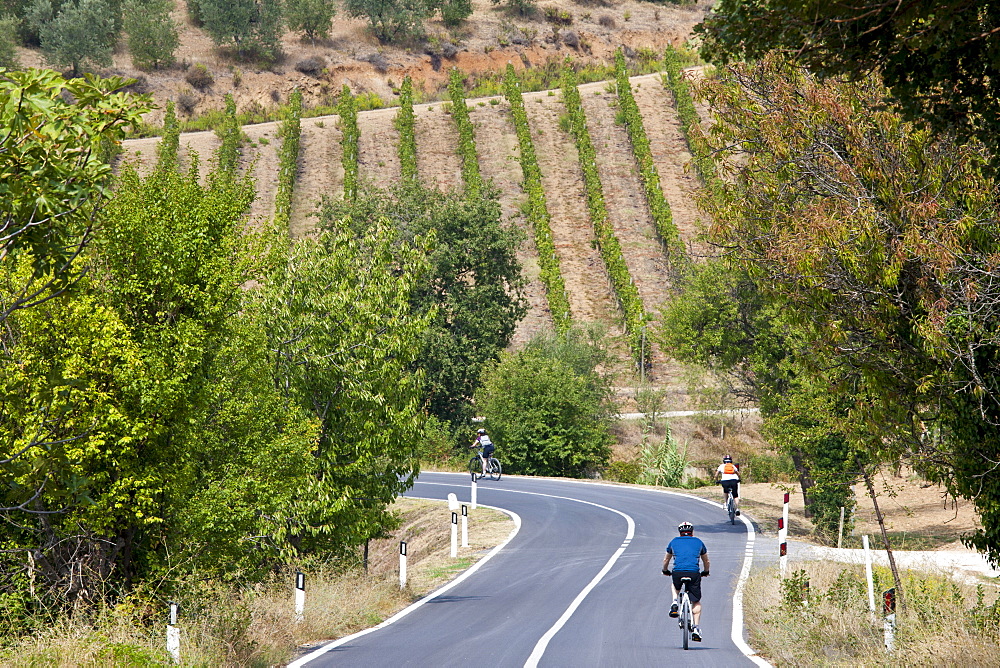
[714, 455, 741, 516]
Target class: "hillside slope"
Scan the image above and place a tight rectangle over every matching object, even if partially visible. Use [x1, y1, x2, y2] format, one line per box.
[121, 69, 706, 390]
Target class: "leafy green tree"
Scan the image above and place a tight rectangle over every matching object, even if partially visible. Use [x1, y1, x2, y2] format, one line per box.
[439, 0, 470, 26]
[696, 55, 1000, 564]
[697, 1, 1000, 166]
[201, 0, 283, 61]
[123, 0, 178, 70]
[477, 328, 615, 477]
[258, 221, 433, 555]
[285, 0, 335, 41]
[0, 15, 20, 67]
[0, 148, 315, 605]
[319, 182, 527, 426]
[343, 0, 438, 42]
[34, 0, 117, 75]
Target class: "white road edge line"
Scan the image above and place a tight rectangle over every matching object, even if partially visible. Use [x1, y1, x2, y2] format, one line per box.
[520, 495, 635, 668]
[286, 499, 521, 668]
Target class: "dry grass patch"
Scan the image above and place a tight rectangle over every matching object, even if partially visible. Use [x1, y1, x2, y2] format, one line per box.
[745, 561, 1000, 667]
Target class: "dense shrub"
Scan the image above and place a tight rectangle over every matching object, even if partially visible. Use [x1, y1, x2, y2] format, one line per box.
[185, 63, 214, 90]
[476, 340, 614, 477]
[295, 56, 326, 76]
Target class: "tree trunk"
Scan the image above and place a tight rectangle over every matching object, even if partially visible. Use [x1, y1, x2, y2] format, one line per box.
[863, 468, 907, 615]
[790, 447, 816, 518]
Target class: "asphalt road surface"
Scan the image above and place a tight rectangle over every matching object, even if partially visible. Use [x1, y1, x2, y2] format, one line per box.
[291, 472, 768, 667]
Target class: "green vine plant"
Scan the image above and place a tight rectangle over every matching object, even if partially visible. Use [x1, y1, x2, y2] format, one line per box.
[447, 67, 483, 197]
[663, 45, 720, 192]
[274, 88, 302, 231]
[614, 49, 688, 271]
[561, 61, 648, 367]
[338, 85, 360, 201]
[215, 93, 245, 176]
[503, 64, 572, 333]
[156, 101, 180, 172]
[395, 75, 418, 184]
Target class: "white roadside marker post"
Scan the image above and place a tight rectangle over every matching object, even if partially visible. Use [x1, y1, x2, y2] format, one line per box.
[166, 602, 180, 664]
[883, 587, 897, 651]
[461, 504, 469, 547]
[294, 572, 305, 623]
[451, 511, 458, 557]
[471, 478, 477, 509]
[837, 506, 845, 549]
[863, 535, 876, 616]
[779, 492, 789, 577]
[399, 541, 407, 589]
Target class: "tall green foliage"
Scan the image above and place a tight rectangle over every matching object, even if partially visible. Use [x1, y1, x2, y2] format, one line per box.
[696, 0, 1000, 167]
[319, 182, 527, 426]
[343, 0, 436, 42]
[395, 75, 418, 183]
[0, 15, 20, 68]
[338, 85, 359, 200]
[274, 88, 302, 229]
[447, 67, 483, 197]
[0, 150, 310, 609]
[662, 45, 718, 188]
[31, 0, 117, 75]
[503, 64, 571, 332]
[285, 0, 335, 41]
[0, 69, 149, 313]
[477, 328, 614, 477]
[214, 93, 244, 174]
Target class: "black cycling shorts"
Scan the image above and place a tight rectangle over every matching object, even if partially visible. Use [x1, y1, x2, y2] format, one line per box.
[671, 571, 703, 603]
[720, 479, 739, 498]
[482, 444, 495, 458]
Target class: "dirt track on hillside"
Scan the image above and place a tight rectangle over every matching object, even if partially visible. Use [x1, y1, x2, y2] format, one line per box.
[414, 103, 462, 193]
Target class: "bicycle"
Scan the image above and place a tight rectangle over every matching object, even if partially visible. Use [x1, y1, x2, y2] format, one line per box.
[467, 449, 502, 481]
[725, 490, 737, 525]
[677, 577, 694, 650]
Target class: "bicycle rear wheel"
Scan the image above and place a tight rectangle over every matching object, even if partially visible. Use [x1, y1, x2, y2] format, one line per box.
[489, 459, 502, 481]
[728, 494, 736, 524]
[680, 595, 690, 650]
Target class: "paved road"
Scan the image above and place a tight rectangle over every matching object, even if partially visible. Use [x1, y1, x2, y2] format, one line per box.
[291, 472, 768, 667]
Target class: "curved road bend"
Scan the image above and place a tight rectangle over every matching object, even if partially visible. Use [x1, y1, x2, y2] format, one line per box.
[293, 472, 761, 667]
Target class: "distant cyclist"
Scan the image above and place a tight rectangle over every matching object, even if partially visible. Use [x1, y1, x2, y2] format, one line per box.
[470, 428, 495, 477]
[663, 521, 710, 642]
[714, 455, 741, 516]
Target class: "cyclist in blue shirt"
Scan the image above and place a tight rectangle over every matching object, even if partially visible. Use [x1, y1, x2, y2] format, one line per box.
[662, 521, 711, 642]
